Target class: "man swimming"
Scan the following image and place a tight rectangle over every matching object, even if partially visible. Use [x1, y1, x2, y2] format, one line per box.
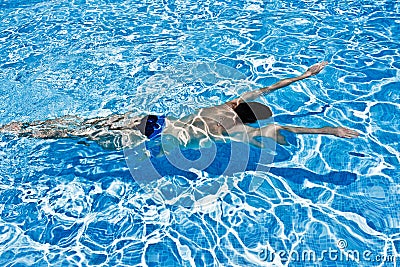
[0, 61, 359, 150]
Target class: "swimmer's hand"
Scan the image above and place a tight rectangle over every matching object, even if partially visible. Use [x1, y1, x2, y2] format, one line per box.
[304, 61, 328, 77]
[329, 127, 360, 138]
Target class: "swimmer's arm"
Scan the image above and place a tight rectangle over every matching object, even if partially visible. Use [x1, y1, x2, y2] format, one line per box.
[225, 61, 328, 108]
[279, 125, 359, 138]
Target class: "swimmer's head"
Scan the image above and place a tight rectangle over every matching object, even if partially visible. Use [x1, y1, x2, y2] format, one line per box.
[234, 102, 272, 123]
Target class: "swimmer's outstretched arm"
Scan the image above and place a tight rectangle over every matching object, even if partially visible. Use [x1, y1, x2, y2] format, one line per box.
[278, 125, 359, 138]
[270, 125, 359, 145]
[226, 61, 328, 108]
[250, 124, 359, 147]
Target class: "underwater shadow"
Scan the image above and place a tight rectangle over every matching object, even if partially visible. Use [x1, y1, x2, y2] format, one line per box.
[267, 167, 357, 186]
[139, 138, 357, 186]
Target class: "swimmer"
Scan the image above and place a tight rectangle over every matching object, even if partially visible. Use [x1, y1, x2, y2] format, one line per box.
[0, 62, 359, 150]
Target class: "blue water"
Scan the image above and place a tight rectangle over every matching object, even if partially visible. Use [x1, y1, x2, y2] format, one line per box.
[0, 0, 399, 266]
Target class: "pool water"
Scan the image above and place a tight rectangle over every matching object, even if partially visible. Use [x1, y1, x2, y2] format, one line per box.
[0, 0, 399, 266]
